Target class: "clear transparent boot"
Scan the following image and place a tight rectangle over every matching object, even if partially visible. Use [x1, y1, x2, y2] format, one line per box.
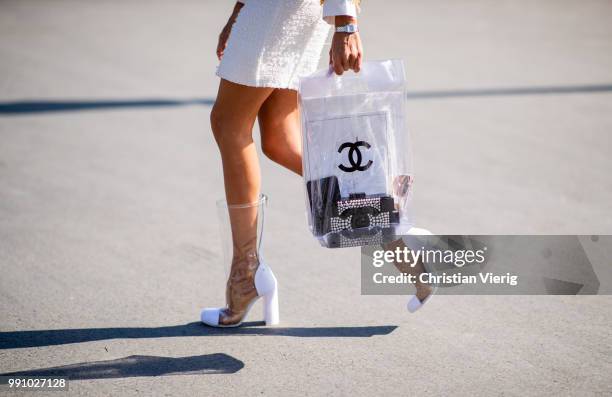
[201, 194, 279, 327]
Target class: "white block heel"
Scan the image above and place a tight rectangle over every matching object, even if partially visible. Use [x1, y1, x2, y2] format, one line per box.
[263, 285, 279, 326]
[407, 292, 434, 313]
[201, 262, 280, 327]
[255, 262, 279, 326]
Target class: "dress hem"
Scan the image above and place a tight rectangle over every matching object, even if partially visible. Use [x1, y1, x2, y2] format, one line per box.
[216, 70, 299, 91]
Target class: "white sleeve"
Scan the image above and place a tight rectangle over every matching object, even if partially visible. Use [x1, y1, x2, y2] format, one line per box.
[322, 0, 358, 25]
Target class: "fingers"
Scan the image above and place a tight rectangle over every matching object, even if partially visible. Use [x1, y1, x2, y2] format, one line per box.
[333, 56, 345, 75]
[354, 53, 362, 73]
[217, 44, 224, 60]
[347, 53, 356, 71]
[217, 34, 226, 60]
[354, 37, 363, 72]
[332, 47, 344, 75]
[353, 35, 363, 73]
[217, 25, 231, 60]
[342, 55, 350, 72]
[330, 33, 363, 75]
[217, 42, 227, 60]
[341, 45, 360, 73]
[332, 46, 351, 75]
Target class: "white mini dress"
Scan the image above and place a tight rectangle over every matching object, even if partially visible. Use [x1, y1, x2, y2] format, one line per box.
[217, 0, 358, 90]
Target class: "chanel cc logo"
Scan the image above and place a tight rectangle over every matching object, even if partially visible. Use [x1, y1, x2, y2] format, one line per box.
[338, 139, 373, 172]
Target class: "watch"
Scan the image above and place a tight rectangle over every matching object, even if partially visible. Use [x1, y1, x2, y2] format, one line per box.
[335, 24, 359, 33]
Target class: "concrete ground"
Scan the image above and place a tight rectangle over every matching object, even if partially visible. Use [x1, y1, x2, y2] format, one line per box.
[1, 0, 611, 395]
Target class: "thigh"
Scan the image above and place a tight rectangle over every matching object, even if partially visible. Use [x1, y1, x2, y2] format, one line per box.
[257, 88, 300, 144]
[212, 79, 275, 131]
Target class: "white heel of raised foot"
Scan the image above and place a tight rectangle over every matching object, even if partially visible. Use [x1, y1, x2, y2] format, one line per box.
[407, 294, 430, 313]
[255, 263, 279, 326]
[407, 296, 422, 313]
[401, 225, 435, 313]
[263, 286, 279, 326]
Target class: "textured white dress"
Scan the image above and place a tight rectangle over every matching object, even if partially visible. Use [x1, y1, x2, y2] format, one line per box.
[217, 0, 358, 90]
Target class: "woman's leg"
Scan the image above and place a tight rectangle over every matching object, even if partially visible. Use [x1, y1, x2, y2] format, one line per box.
[208, 79, 275, 326]
[258, 88, 303, 176]
[211, 79, 274, 205]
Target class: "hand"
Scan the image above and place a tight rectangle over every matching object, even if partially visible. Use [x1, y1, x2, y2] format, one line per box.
[329, 31, 363, 75]
[217, 2, 244, 60]
[216, 22, 233, 60]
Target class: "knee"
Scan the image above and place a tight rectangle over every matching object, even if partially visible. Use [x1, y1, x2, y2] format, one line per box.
[210, 105, 250, 149]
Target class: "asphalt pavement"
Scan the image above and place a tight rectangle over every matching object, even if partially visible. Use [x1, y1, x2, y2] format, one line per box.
[1, 1, 611, 395]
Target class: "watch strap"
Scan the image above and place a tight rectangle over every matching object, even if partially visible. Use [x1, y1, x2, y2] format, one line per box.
[335, 24, 359, 33]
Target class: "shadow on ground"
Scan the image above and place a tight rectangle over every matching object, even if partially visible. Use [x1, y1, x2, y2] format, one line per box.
[0, 322, 397, 349]
[0, 98, 215, 114]
[0, 353, 243, 380]
[1, 83, 611, 115]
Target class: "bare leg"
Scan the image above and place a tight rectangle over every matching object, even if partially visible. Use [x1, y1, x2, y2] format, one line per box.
[209, 79, 274, 326]
[211, 78, 273, 248]
[211, 79, 274, 204]
[258, 88, 303, 176]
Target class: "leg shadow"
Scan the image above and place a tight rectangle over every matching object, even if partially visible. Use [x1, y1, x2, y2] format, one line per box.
[0, 323, 397, 349]
[0, 98, 216, 115]
[0, 353, 243, 380]
[2, 83, 612, 115]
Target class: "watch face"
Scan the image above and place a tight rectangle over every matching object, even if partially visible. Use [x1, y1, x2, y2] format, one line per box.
[337, 24, 358, 33]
